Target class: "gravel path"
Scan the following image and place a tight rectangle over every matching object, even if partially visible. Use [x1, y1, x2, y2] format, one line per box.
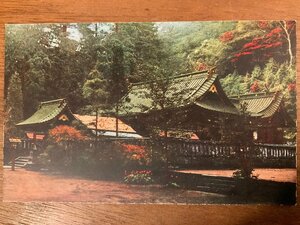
[3, 168, 229, 203]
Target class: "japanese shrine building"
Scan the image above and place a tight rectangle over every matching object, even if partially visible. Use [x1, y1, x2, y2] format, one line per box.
[16, 99, 141, 139]
[16, 70, 295, 144]
[117, 70, 294, 144]
[230, 92, 294, 143]
[16, 99, 76, 132]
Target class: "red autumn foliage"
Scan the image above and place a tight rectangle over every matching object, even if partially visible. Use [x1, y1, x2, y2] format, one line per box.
[287, 83, 296, 92]
[121, 144, 147, 160]
[243, 42, 256, 49]
[219, 31, 234, 42]
[49, 125, 86, 143]
[235, 52, 253, 57]
[249, 45, 264, 50]
[250, 81, 260, 92]
[265, 27, 282, 38]
[231, 23, 292, 64]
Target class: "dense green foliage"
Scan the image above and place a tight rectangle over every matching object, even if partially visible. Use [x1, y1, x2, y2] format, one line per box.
[5, 21, 296, 138]
[5, 24, 85, 118]
[5, 72, 24, 137]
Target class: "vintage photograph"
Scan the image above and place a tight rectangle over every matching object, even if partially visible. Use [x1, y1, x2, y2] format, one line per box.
[3, 21, 296, 204]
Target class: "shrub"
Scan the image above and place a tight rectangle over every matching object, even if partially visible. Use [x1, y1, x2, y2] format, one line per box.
[49, 125, 86, 143]
[123, 170, 154, 185]
[71, 150, 97, 174]
[121, 144, 147, 161]
[44, 144, 65, 167]
[92, 141, 126, 178]
[48, 125, 87, 167]
[36, 152, 51, 167]
[233, 168, 255, 179]
[120, 143, 151, 170]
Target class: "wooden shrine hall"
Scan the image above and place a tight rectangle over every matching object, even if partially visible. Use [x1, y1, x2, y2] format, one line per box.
[16, 99, 76, 132]
[16, 70, 295, 144]
[117, 70, 294, 144]
[16, 99, 141, 139]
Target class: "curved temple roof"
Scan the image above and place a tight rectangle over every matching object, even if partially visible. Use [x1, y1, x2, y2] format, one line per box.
[118, 70, 291, 123]
[16, 99, 71, 127]
[230, 92, 284, 118]
[16, 73, 291, 131]
[118, 70, 238, 116]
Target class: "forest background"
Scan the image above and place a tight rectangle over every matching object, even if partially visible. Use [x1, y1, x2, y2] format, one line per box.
[4, 21, 296, 137]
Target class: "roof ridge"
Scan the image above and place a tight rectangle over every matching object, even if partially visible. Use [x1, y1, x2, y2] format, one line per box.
[229, 91, 280, 99]
[40, 98, 66, 105]
[74, 113, 114, 119]
[129, 70, 210, 87]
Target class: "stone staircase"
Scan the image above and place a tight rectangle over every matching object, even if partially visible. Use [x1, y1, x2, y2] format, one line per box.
[9, 156, 32, 168]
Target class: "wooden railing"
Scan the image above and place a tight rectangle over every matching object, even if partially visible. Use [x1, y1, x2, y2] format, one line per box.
[102, 138, 296, 168]
[254, 144, 296, 159]
[164, 139, 296, 168]
[166, 139, 296, 159]
[12, 137, 293, 168]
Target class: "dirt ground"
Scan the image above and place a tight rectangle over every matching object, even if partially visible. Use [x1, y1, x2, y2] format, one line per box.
[3, 168, 296, 203]
[3, 168, 229, 203]
[176, 168, 297, 183]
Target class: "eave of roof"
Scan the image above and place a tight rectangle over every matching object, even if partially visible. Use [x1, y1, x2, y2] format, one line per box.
[195, 100, 239, 115]
[16, 99, 68, 126]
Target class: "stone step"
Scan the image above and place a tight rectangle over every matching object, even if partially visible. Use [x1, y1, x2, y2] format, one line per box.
[15, 156, 31, 160]
[14, 159, 30, 162]
[8, 156, 32, 168]
[16, 156, 32, 160]
[14, 163, 27, 167]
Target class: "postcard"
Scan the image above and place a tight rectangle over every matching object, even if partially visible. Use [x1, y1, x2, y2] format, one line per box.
[3, 21, 296, 204]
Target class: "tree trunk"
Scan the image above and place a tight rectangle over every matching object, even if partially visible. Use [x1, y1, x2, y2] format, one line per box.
[95, 109, 98, 148]
[115, 22, 119, 138]
[280, 21, 293, 68]
[115, 104, 119, 137]
[11, 147, 15, 171]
